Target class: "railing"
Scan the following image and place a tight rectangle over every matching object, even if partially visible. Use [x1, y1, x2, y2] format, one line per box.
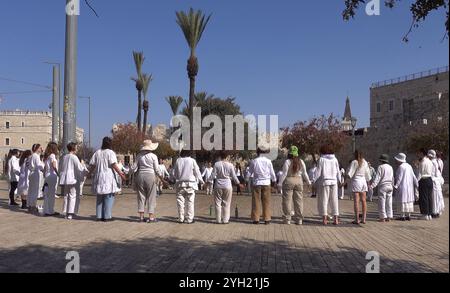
[0, 110, 52, 116]
[371, 66, 449, 89]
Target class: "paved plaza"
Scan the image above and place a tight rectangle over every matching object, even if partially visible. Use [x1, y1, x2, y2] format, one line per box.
[0, 180, 448, 273]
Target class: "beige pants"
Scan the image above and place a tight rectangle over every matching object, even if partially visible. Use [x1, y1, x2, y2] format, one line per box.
[176, 186, 196, 223]
[317, 184, 339, 217]
[282, 177, 304, 221]
[214, 187, 233, 223]
[136, 172, 157, 214]
[251, 185, 272, 222]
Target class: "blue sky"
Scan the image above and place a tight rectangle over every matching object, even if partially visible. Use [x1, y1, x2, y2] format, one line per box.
[0, 0, 448, 147]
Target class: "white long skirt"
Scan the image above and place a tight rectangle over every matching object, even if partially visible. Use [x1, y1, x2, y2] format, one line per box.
[432, 178, 445, 215]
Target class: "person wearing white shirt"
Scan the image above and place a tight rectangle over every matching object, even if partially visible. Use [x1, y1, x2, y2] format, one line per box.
[89, 137, 126, 222]
[27, 144, 44, 214]
[60, 143, 87, 220]
[347, 150, 372, 225]
[202, 162, 214, 196]
[416, 148, 434, 220]
[339, 166, 346, 200]
[248, 147, 277, 225]
[157, 158, 170, 195]
[278, 146, 311, 225]
[244, 165, 252, 196]
[43, 143, 60, 216]
[393, 153, 418, 221]
[371, 154, 395, 222]
[7, 149, 21, 206]
[211, 152, 241, 224]
[173, 150, 205, 224]
[308, 163, 318, 198]
[314, 145, 341, 226]
[17, 150, 32, 209]
[428, 150, 445, 218]
[132, 140, 166, 223]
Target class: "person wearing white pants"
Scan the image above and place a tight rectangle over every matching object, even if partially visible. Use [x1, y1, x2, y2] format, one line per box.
[371, 154, 394, 222]
[173, 150, 204, 224]
[212, 152, 241, 224]
[43, 143, 60, 216]
[59, 143, 87, 220]
[202, 162, 214, 196]
[27, 144, 44, 214]
[314, 144, 342, 225]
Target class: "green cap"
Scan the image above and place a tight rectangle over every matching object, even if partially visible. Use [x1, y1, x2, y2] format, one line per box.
[289, 146, 299, 157]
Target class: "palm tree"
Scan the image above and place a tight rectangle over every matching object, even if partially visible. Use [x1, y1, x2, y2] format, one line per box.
[166, 96, 184, 116]
[131, 51, 145, 132]
[142, 73, 153, 135]
[175, 8, 211, 149]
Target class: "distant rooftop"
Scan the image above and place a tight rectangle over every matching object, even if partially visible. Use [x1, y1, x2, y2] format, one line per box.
[0, 110, 52, 116]
[371, 65, 449, 89]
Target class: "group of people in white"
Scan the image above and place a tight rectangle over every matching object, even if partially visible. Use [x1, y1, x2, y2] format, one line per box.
[5, 137, 446, 225]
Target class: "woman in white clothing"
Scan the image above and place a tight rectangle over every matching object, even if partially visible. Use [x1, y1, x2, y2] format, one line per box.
[27, 144, 44, 214]
[89, 137, 126, 222]
[314, 144, 341, 226]
[347, 150, 372, 225]
[212, 151, 242, 224]
[428, 150, 445, 218]
[60, 143, 87, 220]
[17, 150, 32, 209]
[132, 140, 167, 223]
[278, 146, 311, 225]
[339, 165, 346, 200]
[6, 149, 21, 206]
[202, 162, 214, 196]
[43, 142, 60, 216]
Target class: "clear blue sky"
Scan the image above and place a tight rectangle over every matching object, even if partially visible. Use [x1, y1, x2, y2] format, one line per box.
[1, 0, 448, 147]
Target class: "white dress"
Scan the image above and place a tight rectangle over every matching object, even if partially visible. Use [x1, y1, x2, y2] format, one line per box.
[347, 160, 371, 193]
[431, 159, 445, 215]
[394, 163, 419, 213]
[17, 158, 30, 196]
[90, 149, 121, 195]
[28, 153, 44, 200]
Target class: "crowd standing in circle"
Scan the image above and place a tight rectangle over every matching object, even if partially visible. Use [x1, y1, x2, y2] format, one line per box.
[4, 138, 446, 226]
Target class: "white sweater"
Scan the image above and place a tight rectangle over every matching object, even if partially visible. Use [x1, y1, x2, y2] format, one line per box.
[314, 155, 341, 186]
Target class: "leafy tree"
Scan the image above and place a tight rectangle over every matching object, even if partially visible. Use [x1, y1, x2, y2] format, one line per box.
[281, 114, 348, 160]
[406, 119, 449, 156]
[111, 123, 150, 157]
[153, 140, 178, 160]
[343, 0, 449, 42]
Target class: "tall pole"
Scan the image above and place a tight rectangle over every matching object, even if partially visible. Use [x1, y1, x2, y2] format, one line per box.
[63, 0, 79, 149]
[51, 66, 60, 143]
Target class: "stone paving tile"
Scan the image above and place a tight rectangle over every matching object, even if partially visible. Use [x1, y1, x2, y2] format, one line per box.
[0, 181, 448, 273]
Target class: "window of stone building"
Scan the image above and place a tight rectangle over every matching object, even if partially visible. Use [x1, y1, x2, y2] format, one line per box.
[22, 121, 25, 127]
[21, 138, 25, 145]
[423, 119, 428, 125]
[5, 138, 10, 146]
[376, 103, 381, 113]
[389, 100, 394, 111]
[5, 121, 10, 129]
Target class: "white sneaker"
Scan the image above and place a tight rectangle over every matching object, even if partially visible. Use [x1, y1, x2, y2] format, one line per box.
[67, 215, 73, 220]
[421, 215, 429, 220]
[295, 219, 303, 226]
[428, 215, 433, 221]
[283, 219, 291, 225]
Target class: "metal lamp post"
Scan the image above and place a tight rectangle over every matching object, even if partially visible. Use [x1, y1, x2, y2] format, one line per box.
[351, 117, 358, 153]
[44, 61, 62, 143]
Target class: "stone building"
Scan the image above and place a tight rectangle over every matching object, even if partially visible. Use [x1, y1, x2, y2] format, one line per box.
[341, 97, 353, 132]
[340, 66, 449, 179]
[0, 110, 84, 173]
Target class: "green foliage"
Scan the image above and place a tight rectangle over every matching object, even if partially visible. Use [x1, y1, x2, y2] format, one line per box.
[166, 96, 184, 116]
[176, 8, 212, 54]
[343, 0, 449, 42]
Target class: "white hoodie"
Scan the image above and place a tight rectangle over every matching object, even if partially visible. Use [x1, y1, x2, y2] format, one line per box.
[314, 155, 341, 186]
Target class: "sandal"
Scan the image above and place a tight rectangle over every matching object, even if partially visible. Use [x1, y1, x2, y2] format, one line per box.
[146, 218, 158, 223]
[352, 221, 361, 225]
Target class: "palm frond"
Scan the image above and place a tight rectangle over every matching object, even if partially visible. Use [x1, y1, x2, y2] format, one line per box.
[132, 51, 145, 77]
[142, 73, 153, 99]
[176, 8, 211, 54]
[166, 96, 184, 115]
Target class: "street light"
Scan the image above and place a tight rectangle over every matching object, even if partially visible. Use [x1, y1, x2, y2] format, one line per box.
[43, 61, 62, 143]
[351, 117, 358, 154]
[79, 96, 92, 149]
